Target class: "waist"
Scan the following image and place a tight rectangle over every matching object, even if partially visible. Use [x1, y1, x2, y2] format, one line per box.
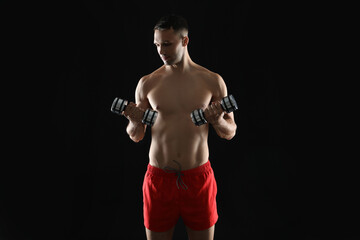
[146, 160, 212, 177]
[149, 134, 209, 169]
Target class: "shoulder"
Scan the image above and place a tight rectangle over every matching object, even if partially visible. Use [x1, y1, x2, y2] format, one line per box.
[194, 65, 227, 96]
[136, 67, 165, 97]
[139, 66, 165, 86]
[138, 66, 163, 86]
[194, 64, 225, 85]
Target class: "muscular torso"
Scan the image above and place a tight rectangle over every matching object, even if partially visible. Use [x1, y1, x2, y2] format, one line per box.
[142, 64, 219, 170]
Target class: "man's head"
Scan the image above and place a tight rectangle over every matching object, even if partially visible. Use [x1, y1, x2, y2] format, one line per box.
[153, 14, 189, 65]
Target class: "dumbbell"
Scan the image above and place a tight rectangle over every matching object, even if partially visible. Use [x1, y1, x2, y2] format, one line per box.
[190, 95, 238, 126]
[111, 97, 158, 126]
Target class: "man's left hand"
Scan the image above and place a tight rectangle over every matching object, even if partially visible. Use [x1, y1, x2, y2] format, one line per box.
[203, 101, 225, 125]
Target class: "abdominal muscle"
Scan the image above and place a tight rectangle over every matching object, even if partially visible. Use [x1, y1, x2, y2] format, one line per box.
[149, 113, 209, 171]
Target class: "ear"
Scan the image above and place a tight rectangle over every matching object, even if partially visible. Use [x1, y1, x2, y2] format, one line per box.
[182, 36, 189, 46]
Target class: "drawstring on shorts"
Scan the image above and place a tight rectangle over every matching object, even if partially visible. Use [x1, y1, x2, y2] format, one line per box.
[163, 160, 188, 190]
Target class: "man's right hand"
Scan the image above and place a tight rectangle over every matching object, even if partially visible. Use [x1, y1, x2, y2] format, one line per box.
[122, 102, 145, 124]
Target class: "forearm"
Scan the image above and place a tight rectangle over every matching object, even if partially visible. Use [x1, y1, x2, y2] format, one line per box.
[212, 117, 237, 140]
[126, 120, 146, 142]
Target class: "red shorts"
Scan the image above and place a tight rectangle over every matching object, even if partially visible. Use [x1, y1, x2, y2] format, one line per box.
[142, 160, 218, 232]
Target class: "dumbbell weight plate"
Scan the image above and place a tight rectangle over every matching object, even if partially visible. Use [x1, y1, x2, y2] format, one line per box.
[190, 94, 238, 126]
[142, 109, 158, 127]
[190, 109, 207, 126]
[111, 98, 128, 115]
[220, 95, 238, 113]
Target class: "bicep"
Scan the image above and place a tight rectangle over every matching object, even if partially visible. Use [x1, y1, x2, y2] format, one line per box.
[212, 74, 235, 122]
[211, 73, 228, 102]
[135, 77, 151, 110]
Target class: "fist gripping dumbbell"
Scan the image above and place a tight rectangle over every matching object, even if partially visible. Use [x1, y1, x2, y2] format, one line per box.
[190, 95, 238, 126]
[111, 97, 158, 126]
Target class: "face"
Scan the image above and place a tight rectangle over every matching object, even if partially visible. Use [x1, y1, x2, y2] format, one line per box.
[154, 28, 186, 65]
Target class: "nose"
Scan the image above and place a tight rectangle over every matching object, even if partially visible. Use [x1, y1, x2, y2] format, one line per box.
[158, 46, 165, 55]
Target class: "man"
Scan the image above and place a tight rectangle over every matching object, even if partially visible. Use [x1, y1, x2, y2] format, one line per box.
[122, 14, 237, 240]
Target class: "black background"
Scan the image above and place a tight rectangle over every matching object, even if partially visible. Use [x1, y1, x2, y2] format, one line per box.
[1, 0, 357, 239]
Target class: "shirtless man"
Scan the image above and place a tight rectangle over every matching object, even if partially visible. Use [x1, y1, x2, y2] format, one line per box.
[122, 14, 237, 240]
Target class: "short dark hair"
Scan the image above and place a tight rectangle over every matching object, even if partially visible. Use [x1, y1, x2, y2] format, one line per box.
[154, 14, 189, 36]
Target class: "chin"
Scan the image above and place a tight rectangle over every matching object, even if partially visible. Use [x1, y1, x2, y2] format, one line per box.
[163, 59, 178, 66]
[163, 61, 173, 66]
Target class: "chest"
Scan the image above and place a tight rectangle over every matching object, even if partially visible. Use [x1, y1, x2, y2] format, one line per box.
[148, 76, 212, 114]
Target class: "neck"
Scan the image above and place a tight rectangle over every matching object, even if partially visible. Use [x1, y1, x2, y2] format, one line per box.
[166, 49, 193, 73]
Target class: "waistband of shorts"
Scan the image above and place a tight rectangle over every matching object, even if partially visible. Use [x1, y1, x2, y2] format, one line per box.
[146, 160, 212, 177]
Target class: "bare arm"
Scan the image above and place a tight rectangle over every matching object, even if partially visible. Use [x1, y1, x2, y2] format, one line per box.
[211, 111, 237, 140]
[204, 74, 237, 140]
[124, 76, 151, 142]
